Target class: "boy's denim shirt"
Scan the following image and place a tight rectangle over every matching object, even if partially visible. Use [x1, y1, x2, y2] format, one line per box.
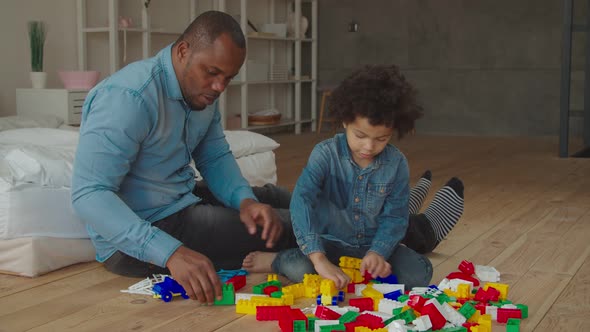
[290, 133, 410, 259]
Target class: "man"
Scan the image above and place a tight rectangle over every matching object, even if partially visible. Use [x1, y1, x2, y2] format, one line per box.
[71, 11, 296, 305]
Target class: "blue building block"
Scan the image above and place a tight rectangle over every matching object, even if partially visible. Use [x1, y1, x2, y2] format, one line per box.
[152, 277, 189, 302]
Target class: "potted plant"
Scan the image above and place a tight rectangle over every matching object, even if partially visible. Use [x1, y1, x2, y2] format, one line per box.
[28, 21, 47, 89]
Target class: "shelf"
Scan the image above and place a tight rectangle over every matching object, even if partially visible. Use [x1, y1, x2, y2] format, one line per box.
[83, 27, 180, 34]
[245, 118, 314, 130]
[228, 79, 315, 86]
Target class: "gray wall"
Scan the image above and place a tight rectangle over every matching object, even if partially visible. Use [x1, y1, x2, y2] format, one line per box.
[318, 0, 583, 136]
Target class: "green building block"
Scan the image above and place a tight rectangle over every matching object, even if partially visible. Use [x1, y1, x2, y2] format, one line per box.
[506, 318, 521, 332]
[338, 311, 359, 324]
[436, 293, 451, 304]
[440, 327, 468, 332]
[252, 280, 282, 294]
[516, 304, 529, 318]
[293, 320, 306, 332]
[458, 302, 476, 319]
[392, 307, 404, 316]
[397, 294, 410, 303]
[271, 291, 283, 298]
[307, 317, 318, 332]
[394, 309, 417, 324]
[320, 323, 345, 332]
[213, 284, 235, 305]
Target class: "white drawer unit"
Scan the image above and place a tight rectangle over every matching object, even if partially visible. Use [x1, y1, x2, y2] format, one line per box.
[16, 89, 89, 126]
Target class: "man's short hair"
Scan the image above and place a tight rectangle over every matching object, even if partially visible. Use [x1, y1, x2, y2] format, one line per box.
[175, 10, 246, 51]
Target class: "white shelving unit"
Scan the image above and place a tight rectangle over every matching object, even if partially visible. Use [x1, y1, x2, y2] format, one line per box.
[219, 0, 317, 134]
[76, 0, 317, 134]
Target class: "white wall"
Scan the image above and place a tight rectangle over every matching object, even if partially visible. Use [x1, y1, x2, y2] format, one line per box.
[0, 0, 78, 116]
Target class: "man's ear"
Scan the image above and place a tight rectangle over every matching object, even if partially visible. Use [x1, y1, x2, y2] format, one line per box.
[342, 122, 347, 129]
[175, 40, 191, 64]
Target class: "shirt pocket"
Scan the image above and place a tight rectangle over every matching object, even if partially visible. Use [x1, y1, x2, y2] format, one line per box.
[366, 182, 394, 215]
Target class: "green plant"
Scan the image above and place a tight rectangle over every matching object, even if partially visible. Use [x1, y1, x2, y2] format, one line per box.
[28, 21, 46, 72]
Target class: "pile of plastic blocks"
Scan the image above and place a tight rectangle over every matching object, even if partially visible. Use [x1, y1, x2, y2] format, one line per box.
[235, 258, 527, 332]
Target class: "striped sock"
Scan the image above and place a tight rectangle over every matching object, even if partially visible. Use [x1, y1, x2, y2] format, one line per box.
[409, 170, 432, 214]
[424, 177, 464, 242]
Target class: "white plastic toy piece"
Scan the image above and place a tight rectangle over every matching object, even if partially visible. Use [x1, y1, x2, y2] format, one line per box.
[475, 264, 501, 282]
[412, 315, 432, 331]
[120, 274, 169, 295]
[377, 298, 404, 314]
[371, 283, 404, 294]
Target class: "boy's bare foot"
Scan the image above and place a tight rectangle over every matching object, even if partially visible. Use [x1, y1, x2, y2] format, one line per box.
[241, 251, 277, 273]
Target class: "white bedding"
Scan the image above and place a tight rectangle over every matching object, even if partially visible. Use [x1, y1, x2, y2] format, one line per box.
[0, 116, 281, 277]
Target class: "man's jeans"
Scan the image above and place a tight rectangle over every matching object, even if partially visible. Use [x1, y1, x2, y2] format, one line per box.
[104, 183, 297, 277]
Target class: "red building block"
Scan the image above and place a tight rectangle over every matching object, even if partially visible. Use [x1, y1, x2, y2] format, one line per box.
[408, 295, 427, 311]
[474, 302, 487, 315]
[497, 308, 522, 323]
[446, 272, 480, 287]
[263, 285, 280, 296]
[256, 305, 291, 321]
[421, 303, 447, 330]
[349, 297, 374, 312]
[355, 313, 384, 329]
[226, 275, 246, 292]
[314, 305, 342, 320]
[278, 309, 308, 332]
[458, 260, 475, 275]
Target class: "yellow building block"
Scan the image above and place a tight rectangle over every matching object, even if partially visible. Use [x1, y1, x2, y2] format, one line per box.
[478, 314, 492, 329]
[320, 279, 338, 296]
[342, 267, 363, 283]
[457, 284, 471, 299]
[339, 256, 362, 269]
[282, 283, 305, 298]
[267, 274, 279, 282]
[467, 309, 481, 323]
[281, 293, 294, 305]
[484, 282, 509, 300]
[471, 325, 490, 332]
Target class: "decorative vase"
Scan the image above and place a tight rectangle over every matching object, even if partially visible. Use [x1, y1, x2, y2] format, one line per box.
[30, 72, 47, 89]
[287, 11, 309, 38]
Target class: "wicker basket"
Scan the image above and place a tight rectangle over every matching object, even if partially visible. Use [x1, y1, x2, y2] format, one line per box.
[248, 113, 282, 125]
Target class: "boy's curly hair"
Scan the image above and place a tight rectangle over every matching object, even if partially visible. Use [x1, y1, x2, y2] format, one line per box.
[328, 65, 423, 139]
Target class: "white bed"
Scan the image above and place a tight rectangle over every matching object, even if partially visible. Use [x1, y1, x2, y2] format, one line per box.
[0, 115, 281, 277]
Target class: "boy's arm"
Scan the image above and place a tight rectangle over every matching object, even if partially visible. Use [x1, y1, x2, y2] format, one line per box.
[368, 158, 410, 259]
[290, 145, 329, 256]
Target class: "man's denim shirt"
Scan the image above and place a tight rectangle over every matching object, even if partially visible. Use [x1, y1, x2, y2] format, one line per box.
[71, 44, 256, 268]
[290, 133, 410, 259]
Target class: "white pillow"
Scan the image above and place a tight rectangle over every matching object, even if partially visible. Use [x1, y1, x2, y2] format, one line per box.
[0, 115, 63, 132]
[0, 128, 79, 146]
[1, 145, 75, 189]
[223, 130, 280, 158]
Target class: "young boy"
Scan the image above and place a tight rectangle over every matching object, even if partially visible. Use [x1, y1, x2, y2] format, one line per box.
[242, 65, 464, 289]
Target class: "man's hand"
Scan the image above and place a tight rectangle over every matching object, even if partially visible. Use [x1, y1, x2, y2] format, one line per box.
[360, 251, 391, 278]
[239, 198, 283, 248]
[309, 252, 350, 289]
[165, 246, 222, 304]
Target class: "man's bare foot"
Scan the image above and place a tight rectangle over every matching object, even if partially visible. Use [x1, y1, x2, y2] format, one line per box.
[241, 251, 277, 273]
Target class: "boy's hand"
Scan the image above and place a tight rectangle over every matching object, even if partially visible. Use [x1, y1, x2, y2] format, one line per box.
[309, 252, 350, 289]
[361, 251, 391, 278]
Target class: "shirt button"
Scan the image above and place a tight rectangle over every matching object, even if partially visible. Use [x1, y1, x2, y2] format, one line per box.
[354, 197, 360, 203]
[358, 175, 363, 180]
[354, 215, 359, 220]
[357, 234, 363, 239]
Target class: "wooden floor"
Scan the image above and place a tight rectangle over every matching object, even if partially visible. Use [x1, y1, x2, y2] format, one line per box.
[1, 133, 589, 332]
